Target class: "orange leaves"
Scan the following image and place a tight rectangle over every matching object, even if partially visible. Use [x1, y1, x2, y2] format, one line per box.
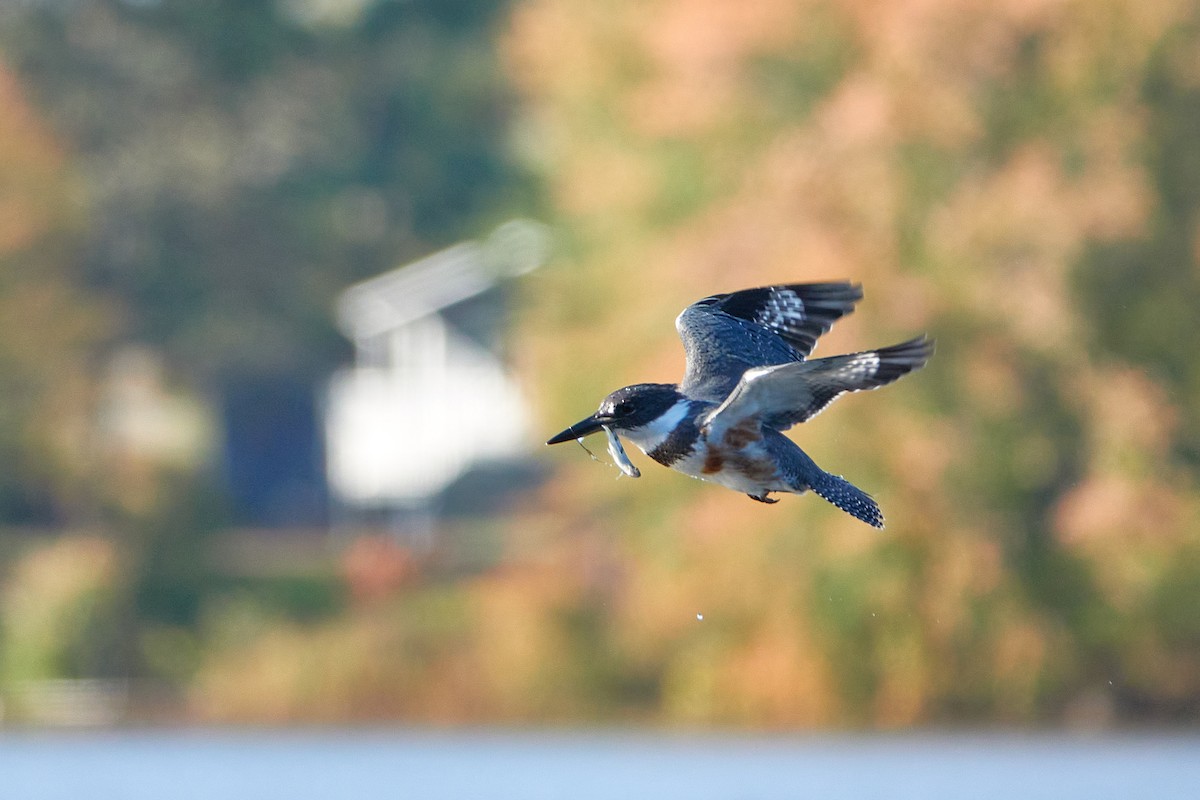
[159, 1, 1200, 728]
[339, 536, 419, 604]
[627, 0, 801, 138]
[0, 67, 73, 254]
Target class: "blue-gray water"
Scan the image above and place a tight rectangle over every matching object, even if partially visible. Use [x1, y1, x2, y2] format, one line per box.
[2, 729, 1198, 799]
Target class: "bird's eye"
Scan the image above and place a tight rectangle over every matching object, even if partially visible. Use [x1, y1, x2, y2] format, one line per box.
[613, 402, 633, 417]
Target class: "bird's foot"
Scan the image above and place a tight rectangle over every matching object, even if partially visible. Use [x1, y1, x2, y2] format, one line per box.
[748, 492, 779, 504]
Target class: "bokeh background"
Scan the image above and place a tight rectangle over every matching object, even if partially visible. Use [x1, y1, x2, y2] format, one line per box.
[1, 0, 1199, 731]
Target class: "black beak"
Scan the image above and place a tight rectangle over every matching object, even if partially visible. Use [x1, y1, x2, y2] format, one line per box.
[546, 413, 608, 445]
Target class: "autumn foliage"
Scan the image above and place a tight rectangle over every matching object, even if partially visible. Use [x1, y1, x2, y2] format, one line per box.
[182, 1, 1200, 727]
[4, 0, 1200, 727]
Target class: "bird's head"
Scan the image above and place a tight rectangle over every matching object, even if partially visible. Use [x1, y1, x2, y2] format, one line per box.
[546, 383, 682, 444]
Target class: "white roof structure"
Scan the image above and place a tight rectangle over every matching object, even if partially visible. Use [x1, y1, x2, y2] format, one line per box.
[335, 220, 548, 343]
[324, 220, 548, 507]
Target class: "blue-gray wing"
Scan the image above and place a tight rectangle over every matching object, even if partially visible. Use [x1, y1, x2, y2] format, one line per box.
[676, 282, 863, 402]
[703, 336, 934, 435]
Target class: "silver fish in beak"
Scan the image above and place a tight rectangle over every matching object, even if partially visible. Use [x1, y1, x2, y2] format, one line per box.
[604, 426, 640, 478]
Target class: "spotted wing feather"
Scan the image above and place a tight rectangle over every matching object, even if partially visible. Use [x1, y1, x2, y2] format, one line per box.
[697, 282, 863, 357]
[677, 282, 862, 403]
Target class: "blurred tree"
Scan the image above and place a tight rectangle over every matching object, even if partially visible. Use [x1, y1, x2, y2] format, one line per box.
[1079, 13, 1200, 463]
[0, 0, 530, 526]
[488, 0, 1200, 726]
[0, 0, 525, 385]
[0, 0, 531, 702]
[0, 536, 118, 711]
[9, 0, 1199, 728]
[167, 0, 1200, 727]
[0, 66, 113, 522]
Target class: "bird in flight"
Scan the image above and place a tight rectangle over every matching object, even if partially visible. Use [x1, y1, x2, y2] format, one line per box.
[546, 282, 933, 527]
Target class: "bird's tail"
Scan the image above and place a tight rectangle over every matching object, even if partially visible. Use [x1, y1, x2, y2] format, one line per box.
[810, 471, 884, 528]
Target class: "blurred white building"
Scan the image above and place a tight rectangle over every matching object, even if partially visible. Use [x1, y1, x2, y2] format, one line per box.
[324, 220, 548, 509]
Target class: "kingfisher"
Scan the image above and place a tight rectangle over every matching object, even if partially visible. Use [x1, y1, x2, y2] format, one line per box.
[546, 282, 933, 527]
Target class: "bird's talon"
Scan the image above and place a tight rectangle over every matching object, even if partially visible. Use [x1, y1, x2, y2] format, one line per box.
[748, 493, 779, 504]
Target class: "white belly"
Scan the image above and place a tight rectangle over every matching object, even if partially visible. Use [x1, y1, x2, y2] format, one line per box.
[631, 432, 793, 495]
[617, 399, 794, 496]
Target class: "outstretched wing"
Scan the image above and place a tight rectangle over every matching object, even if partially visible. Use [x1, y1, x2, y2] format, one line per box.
[702, 336, 934, 437]
[677, 282, 862, 402]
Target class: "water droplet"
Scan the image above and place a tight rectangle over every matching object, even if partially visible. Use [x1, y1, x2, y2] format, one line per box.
[696, 613, 704, 621]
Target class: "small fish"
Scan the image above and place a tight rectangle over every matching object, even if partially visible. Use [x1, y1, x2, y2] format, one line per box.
[603, 425, 640, 478]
